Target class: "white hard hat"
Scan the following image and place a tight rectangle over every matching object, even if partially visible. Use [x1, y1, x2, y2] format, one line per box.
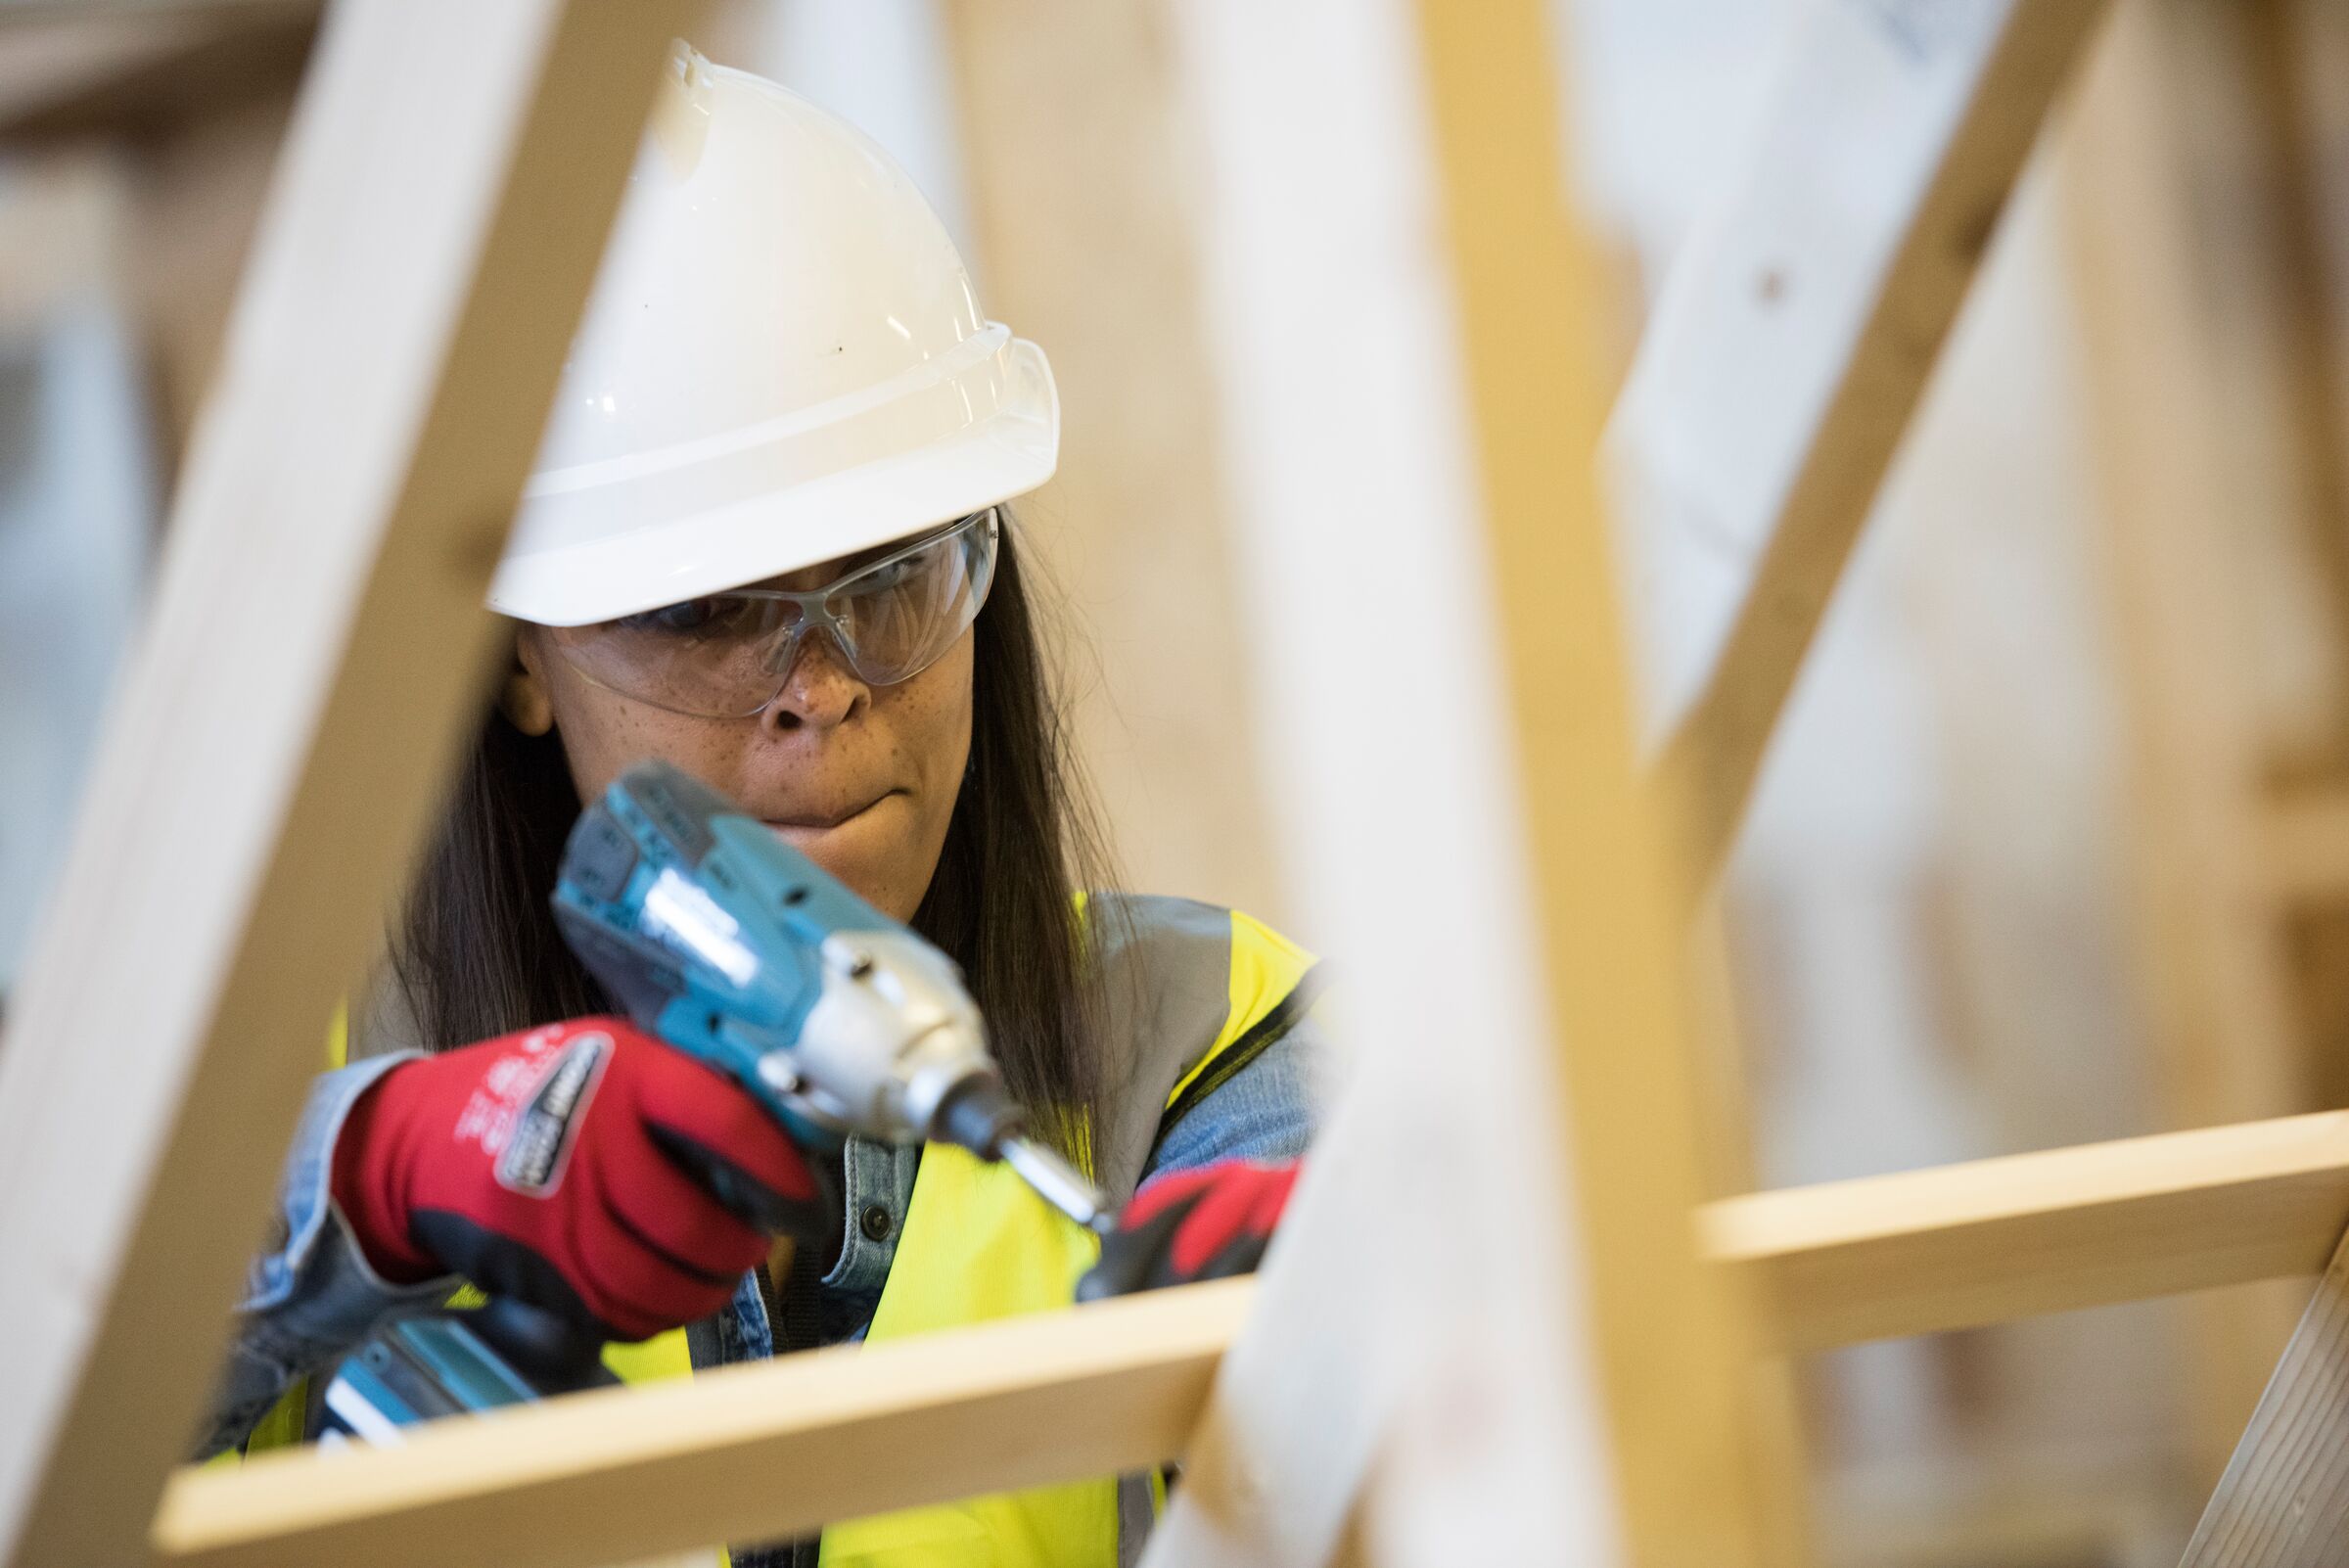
[489, 44, 1058, 627]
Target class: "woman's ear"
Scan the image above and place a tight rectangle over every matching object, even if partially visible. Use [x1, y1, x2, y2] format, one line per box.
[499, 631, 557, 737]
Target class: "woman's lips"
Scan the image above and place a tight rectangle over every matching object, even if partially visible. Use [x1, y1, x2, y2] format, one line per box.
[763, 791, 896, 834]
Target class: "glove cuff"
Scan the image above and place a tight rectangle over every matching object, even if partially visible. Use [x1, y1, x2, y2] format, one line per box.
[329, 1072, 438, 1284]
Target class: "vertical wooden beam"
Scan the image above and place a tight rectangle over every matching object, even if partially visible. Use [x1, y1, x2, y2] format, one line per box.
[1141, 0, 1758, 1560]
[2240, 0, 2349, 745]
[2078, 0, 2349, 1538]
[2284, 0, 2349, 615]
[0, 4, 692, 1561]
[2251, 0, 2349, 1106]
[1686, 904, 1818, 1568]
[2059, 0, 2312, 1486]
[936, 0, 1285, 923]
[1413, 3, 1767, 1558]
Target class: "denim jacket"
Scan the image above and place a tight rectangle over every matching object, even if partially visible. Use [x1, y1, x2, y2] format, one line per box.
[201, 895, 1324, 1459]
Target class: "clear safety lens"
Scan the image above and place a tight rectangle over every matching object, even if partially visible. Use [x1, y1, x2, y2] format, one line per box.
[825, 513, 995, 685]
[544, 510, 998, 719]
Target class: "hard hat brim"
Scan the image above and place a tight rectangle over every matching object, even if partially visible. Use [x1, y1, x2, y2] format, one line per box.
[488, 339, 1057, 627]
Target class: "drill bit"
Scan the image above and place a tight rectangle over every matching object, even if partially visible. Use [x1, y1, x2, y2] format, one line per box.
[1000, 1135, 1116, 1235]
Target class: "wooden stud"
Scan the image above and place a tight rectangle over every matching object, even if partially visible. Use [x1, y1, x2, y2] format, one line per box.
[2061, 0, 2309, 1140]
[2179, 1228, 2349, 1568]
[154, 1280, 1249, 1568]
[2239, 0, 2349, 744]
[1409, 0, 1773, 1553]
[2136, 3, 2349, 1539]
[1707, 1109, 2349, 1352]
[2060, 0, 2315, 1484]
[0, 5, 693, 1563]
[1118, 0, 1653, 1561]
[1614, 0, 2112, 888]
[1686, 902, 1818, 1568]
[1144, 0, 1767, 1561]
[153, 1098, 2349, 1568]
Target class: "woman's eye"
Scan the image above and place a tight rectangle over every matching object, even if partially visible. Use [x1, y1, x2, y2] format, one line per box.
[846, 548, 940, 599]
[615, 598, 736, 638]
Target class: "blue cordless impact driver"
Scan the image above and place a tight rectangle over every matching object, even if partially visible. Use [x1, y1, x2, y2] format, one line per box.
[320, 759, 1107, 1439]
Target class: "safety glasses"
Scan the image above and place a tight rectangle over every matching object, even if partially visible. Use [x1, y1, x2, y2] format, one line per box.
[543, 508, 998, 719]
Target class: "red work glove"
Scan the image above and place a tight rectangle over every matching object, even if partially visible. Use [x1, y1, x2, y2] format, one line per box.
[1076, 1158, 1301, 1302]
[332, 1017, 827, 1341]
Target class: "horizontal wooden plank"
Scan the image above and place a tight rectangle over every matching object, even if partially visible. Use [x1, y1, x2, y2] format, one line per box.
[157, 1114, 2349, 1564]
[153, 1279, 1252, 1568]
[1707, 1111, 2349, 1353]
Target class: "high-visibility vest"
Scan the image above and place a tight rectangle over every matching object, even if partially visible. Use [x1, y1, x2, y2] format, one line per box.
[248, 907, 1314, 1568]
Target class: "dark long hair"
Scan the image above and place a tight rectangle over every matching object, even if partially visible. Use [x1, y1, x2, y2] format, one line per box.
[390, 516, 1116, 1154]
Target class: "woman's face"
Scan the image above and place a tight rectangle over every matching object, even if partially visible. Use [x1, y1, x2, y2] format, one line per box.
[511, 574, 975, 923]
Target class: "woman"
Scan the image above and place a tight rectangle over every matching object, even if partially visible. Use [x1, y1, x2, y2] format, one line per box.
[205, 45, 1319, 1568]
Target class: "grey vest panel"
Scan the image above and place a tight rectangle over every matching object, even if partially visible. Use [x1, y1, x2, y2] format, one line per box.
[1082, 893, 1250, 1204]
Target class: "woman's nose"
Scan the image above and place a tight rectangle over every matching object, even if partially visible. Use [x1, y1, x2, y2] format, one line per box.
[760, 628, 868, 732]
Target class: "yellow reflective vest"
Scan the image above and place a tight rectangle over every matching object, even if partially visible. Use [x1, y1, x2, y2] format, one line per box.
[251, 900, 1315, 1568]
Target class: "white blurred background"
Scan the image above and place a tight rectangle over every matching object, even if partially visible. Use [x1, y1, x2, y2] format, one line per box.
[10, 3, 2349, 1562]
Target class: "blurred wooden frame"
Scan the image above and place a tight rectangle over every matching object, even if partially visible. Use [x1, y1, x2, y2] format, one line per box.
[2, 0, 1674, 1564]
[9, 0, 2347, 1565]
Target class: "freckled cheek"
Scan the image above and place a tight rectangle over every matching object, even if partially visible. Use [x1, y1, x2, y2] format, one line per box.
[916, 652, 975, 803]
[547, 679, 731, 804]
[871, 656, 969, 854]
